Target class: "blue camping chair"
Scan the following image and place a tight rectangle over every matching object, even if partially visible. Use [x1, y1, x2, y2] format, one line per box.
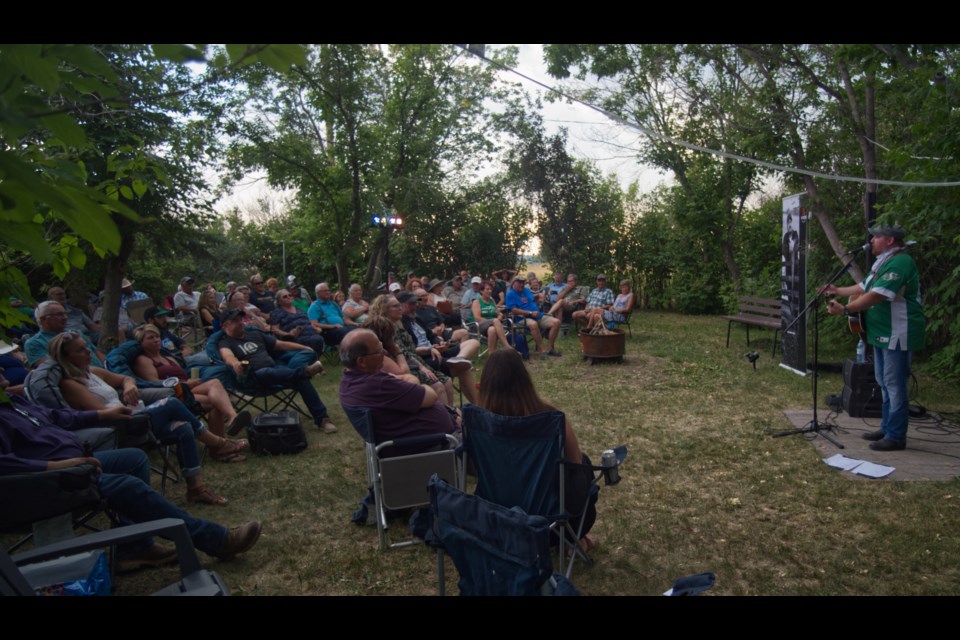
[461, 404, 627, 579]
[429, 474, 578, 596]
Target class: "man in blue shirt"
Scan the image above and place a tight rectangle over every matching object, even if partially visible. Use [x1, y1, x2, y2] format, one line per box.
[24, 301, 106, 368]
[308, 282, 358, 346]
[505, 275, 562, 359]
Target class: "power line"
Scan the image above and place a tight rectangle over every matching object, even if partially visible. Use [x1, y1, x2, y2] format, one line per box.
[463, 45, 960, 188]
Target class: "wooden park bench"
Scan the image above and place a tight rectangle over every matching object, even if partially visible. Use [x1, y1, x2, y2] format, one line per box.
[723, 296, 782, 356]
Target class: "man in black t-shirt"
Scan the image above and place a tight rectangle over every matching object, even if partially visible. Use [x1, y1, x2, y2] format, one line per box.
[218, 308, 336, 433]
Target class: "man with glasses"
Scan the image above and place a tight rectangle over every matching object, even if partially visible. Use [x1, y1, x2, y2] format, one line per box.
[269, 289, 326, 356]
[24, 301, 106, 368]
[338, 329, 459, 444]
[247, 273, 276, 314]
[47, 286, 99, 341]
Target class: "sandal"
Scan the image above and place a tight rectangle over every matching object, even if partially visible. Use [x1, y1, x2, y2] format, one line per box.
[210, 438, 249, 463]
[187, 485, 228, 506]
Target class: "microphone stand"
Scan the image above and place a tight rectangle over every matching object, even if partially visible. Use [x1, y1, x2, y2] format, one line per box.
[771, 252, 862, 447]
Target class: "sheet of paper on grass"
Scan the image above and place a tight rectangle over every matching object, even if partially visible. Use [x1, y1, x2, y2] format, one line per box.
[823, 454, 895, 478]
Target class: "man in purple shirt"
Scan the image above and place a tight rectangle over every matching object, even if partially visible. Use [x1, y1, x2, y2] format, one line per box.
[338, 329, 458, 447]
[0, 368, 262, 570]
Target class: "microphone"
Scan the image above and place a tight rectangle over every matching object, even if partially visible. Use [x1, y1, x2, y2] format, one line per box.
[843, 243, 871, 257]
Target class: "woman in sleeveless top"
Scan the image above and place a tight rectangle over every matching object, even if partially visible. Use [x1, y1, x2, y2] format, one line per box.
[48, 332, 243, 505]
[132, 324, 250, 441]
[469, 283, 509, 352]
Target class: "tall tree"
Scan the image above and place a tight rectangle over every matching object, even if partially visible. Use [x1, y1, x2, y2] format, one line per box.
[507, 126, 625, 277]
[226, 44, 519, 291]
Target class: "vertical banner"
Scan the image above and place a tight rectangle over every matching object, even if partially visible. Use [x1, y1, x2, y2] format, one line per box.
[780, 193, 807, 374]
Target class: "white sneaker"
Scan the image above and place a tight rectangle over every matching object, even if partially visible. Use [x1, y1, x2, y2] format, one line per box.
[305, 361, 325, 377]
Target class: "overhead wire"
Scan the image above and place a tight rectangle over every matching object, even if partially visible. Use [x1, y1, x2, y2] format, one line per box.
[461, 45, 960, 189]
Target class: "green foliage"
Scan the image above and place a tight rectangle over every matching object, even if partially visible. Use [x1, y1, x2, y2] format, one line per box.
[226, 44, 521, 291]
[0, 44, 309, 350]
[507, 126, 625, 277]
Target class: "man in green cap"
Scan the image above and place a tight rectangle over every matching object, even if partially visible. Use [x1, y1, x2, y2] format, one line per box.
[824, 224, 925, 451]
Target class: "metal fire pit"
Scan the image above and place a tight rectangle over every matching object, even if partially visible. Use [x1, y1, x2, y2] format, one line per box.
[578, 329, 626, 364]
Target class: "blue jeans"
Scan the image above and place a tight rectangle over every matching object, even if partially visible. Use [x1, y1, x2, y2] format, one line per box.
[185, 352, 212, 368]
[141, 397, 205, 478]
[873, 347, 912, 443]
[250, 365, 329, 425]
[95, 449, 228, 555]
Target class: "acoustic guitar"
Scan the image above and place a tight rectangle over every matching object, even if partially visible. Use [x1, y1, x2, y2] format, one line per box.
[846, 293, 866, 340]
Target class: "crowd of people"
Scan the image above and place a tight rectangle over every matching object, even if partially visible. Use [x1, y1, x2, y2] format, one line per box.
[2, 265, 635, 584]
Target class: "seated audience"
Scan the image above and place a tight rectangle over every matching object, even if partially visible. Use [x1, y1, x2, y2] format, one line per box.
[47, 286, 99, 341]
[339, 329, 459, 448]
[397, 291, 478, 404]
[268, 289, 326, 355]
[25, 301, 106, 368]
[218, 308, 337, 433]
[342, 283, 370, 325]
[225, 290, 269, 331]
[505, 275, 562, 359]
[197, 289, 219, 328]
[547, 273, 589, 323]
[247, 273, 276, 314]
[308, 282, 358, 345]
[131, 324, 251, 440]
[582, 279, 634, 330]
[0, 341, 28, 388]
[142, 307, 211, 367]
[572, 274, 616, 327]
[366, 295, 454, 405]
[119, 278, 149, 310]
[477, 348, 598, 551]
[1, 369, 262, 566]
[174, 276, 201, 317]
[415, 288, 469, 344]
[468, 282, 509, 352]
[48, 332, 243, 504]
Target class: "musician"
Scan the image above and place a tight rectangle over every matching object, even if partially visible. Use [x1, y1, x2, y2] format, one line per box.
[824, 224, 925, 451]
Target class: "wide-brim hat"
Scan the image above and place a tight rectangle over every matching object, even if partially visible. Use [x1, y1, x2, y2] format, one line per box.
[120, 278, 134, 288]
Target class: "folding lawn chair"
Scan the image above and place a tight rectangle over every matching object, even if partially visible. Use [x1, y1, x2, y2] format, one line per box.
[342, 405, 462, 550]
[204, 329, 314, 422]
[461, 404, 627, 579]
[429, 474, 578, 596]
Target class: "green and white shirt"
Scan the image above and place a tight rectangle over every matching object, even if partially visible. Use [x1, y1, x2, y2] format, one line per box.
[860, 248, 925, 351]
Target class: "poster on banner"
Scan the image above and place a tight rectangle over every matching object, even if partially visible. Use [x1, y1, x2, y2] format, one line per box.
[780, 193, 807, 375]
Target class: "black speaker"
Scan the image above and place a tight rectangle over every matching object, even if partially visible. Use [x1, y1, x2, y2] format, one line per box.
[842, 358, 882, 417]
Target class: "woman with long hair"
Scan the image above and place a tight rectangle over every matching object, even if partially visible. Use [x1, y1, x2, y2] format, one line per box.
[197, 289, 219, 327]
[48, 332, 242, 505]
[131, 323, 251, 443]
[477, 348, 598, 550]
[363, 314, 418, 384]
[367, 294, 452, 404]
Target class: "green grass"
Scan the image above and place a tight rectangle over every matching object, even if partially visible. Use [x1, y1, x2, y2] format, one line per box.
[9, 311, 960, 595]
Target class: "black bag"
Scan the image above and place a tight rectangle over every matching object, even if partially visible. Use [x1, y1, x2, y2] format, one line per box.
[248, 411, 307, 455]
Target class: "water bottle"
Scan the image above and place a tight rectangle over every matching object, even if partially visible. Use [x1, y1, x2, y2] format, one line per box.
[856, 338, 866, 363]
